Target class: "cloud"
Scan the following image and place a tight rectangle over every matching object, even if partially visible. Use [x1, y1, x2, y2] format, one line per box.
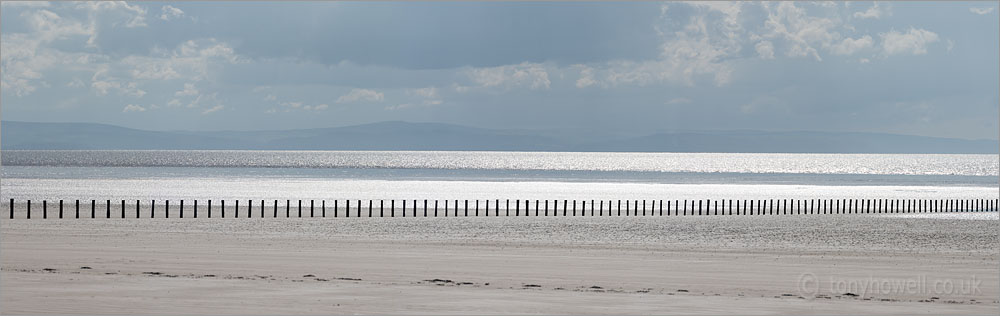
[160, 5, 185, 21]
[534, 2, 894, 89]
[167, 99, 182, 107]
[277, 100, 327, 111]
[655, 3, 743, 86]
[280, 101, 302, 108]
[853, 3, 883, 19]
[762, 2, 839, 61]
[755, 41, 775, 59]
[201, 104, 224, 115]
[122, 38, 243, 82]
[336, 88, 384, 103]
[175, 83, 198, 96]
[129, 61, 180, 80]
[467, 62, 551, 90]
[388, 87, 444, 110]
[385, 103, 414, 111]
[814, 1, 838, 8]
[122, 104, 146, 112]
[408, 87, 442, 103]
[665, 97, 693, 105]
[76, 1, 148, 28]
[0, 9, 97, 96]
[573, 3, 746, 89]
[970, 7, 995, 15]
[186, 92, 221, 109]
[574, 65, 597, 88]
[22, 9, 94, 41]
[1, 1, 51, 7]
[1, 4, 238, 99]
[66, 78, 86, 88]
[740, 94, 789, 114]
[90, 67, 146, 97]
[881, 27, 940, 56]
[408, 87, 439, 99]
[830, 35, 873, 55]
[304, 104, 328, 111]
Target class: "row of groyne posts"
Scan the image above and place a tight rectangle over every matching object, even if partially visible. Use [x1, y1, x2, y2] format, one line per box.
[5, 198, 998, 219]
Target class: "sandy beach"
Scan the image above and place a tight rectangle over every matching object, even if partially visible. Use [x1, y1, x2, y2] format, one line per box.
[1, 203, 996, 315]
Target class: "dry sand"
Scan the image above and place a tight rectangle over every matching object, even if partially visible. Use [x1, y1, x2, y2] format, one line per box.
[1, 204, 997, 314]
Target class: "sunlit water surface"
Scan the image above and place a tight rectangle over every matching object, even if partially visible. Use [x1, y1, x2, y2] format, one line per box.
[2, 151, 996, 203]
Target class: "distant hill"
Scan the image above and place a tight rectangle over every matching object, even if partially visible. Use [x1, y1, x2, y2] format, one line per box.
[1, 120, 996, 153]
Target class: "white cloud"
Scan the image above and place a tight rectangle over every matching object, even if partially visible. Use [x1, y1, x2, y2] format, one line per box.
[762, 2, 839, 61]
[167, 99, 182, 107]
[22, 9, 94, 41]
[336, 88, 384, 103]
[574, 65, 597, 88]
[881, 28, 940, 56]
[90, 67, 145, 97]
[186, 92, 221, 109]
[853, 3, 883, 19]
[655, 3, 743, 86]
[304, 104, 329, 111]
[122, 104, 146, 112]
[201, 104, 224, 115]
[280, 101, 302, 108]
[122, 38, 243, 82]
[0, 9, 97, 96]
[1, 1, 51, 7]
[175, 83, 198, 96]
[665, 97, 693, 105]
[160, 5, 185, 21]
[129, 61, 180, 80]
[814, 1, 838, 8]
[755, 41, 775, 59]
[859, 58, 871, 64]
[76, 1, 148, 28]
[830, 35, 873, 55]
[182, 40, 241, 63]
[741, 95, 789, 114]
[385, 103, 414, 111]
[468, 62, 551, 90]
[576, 3, 746, 89]
[408, 87, 439, 99]
[386, 100, 441, 111]
[66, 78, 86, 88]
[970, 7, 995, 15]
[276, 100, 327, 111]
[1, 3, 240, 99]
[567, 1, 896, 88]
[389, 87, 444, 110]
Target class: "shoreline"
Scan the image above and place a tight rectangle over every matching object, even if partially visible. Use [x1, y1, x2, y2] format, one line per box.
[2, 212, 997, 314]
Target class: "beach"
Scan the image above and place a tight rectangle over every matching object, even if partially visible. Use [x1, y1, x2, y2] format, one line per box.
[2, 204, 996, 314]
[3, 0, 998, 313]
[2, 151, 997, 314]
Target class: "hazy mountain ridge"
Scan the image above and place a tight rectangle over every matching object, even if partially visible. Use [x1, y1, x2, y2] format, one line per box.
[2, 121, 996, 153]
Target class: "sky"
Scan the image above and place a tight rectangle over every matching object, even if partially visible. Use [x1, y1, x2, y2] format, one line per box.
[1, 1, 998, 140]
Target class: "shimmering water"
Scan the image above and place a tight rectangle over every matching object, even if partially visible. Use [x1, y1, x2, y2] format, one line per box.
[4, 151, 997, 176]
[1, 150, 997, 201]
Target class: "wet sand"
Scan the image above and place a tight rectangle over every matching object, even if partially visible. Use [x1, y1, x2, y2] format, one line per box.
[1, 204, 997, 314]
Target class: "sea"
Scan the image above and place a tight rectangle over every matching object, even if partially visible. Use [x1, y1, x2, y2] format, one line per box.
[1, 150, 997, 203]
